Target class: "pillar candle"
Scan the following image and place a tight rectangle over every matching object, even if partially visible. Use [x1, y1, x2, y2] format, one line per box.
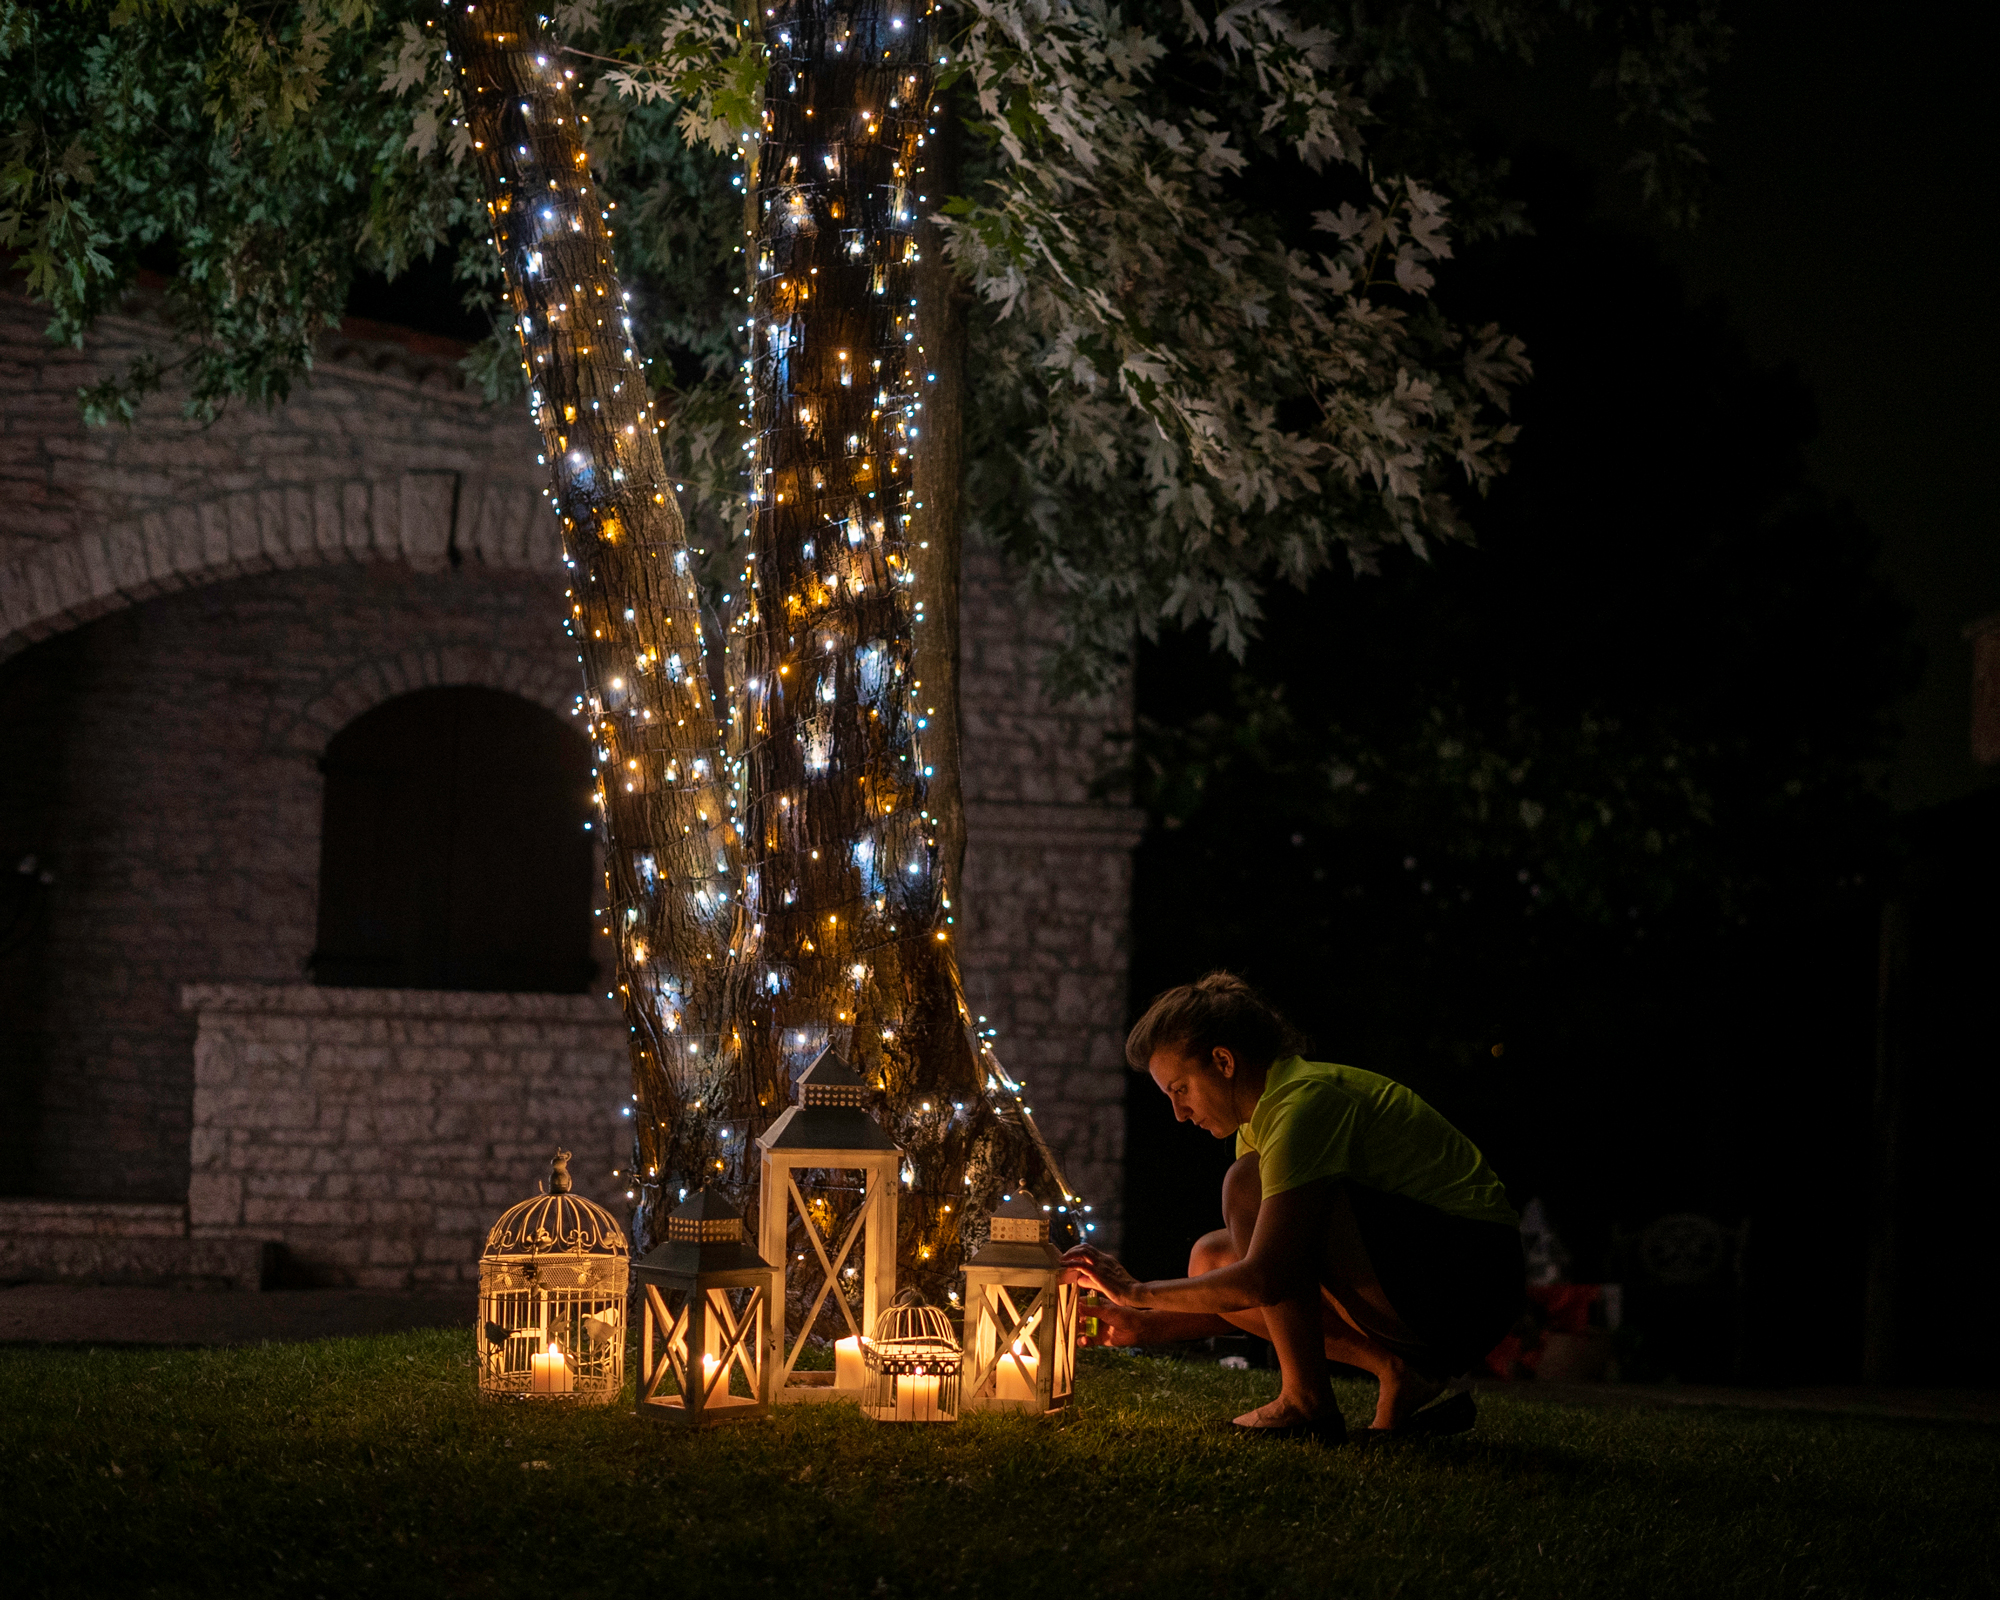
[531, 1344, 571, 1394]
[996, 1341, 1040, 1404]
[835, 1335, 865, 1391]
[894, 1372, 942, 1421]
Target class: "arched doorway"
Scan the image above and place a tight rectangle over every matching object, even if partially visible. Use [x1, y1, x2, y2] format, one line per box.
[311, 687, 596, 993]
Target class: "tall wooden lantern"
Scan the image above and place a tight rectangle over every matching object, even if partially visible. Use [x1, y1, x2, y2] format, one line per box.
[756, 1048, 901, 1394]
[961, 1191, 1079, 1416]
[633, 1189, 782, 1425]
[478, 1149, 628, 1404]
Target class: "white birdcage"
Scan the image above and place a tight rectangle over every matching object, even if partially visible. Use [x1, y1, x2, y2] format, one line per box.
[861, 1292, 961, 1423]
[478, 1149, 628, 1404]
[961, 1190, 1078, 1416]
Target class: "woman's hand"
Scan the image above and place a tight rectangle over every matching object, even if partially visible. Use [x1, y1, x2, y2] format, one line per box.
[1060, 1243, 1146, 1307]
[1077, 1298, 1160, 1348]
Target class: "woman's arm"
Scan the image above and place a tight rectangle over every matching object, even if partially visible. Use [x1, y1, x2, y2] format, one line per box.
[1063, 1182, 1331, 1312]
[1081, 1305, 1237, 1346]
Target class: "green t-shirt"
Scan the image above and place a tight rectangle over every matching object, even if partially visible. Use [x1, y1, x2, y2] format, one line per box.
[1235, 1057, 1518, 1227]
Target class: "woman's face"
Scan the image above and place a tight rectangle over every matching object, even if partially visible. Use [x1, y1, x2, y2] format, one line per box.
[1146, 1044, 1245, 1138]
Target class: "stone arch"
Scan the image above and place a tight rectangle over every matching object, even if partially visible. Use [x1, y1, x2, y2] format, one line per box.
[265, 642, 582, 757]
[0, 470, 561, 665]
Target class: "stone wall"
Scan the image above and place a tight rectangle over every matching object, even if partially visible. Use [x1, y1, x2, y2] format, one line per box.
[0, 294, 555, 659]
[184, 985, 629, 1289]
[956, 541, 1141, 1243]
[0, 287, 1139, 1254]
[0, 562, 587, 1204]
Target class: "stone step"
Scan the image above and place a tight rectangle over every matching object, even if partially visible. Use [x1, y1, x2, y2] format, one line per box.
[0, 1199, 189, 1238]
[0, 1201, 277, 1291]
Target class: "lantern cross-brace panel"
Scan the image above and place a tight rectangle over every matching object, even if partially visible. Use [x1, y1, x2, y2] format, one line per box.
[756, 1048, 901, 1394]
[961, 1192, 1079, 1416]
[634, 1189, 781, 1425]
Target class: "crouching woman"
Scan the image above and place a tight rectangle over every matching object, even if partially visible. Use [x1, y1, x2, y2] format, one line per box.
[1061, 973, 1523, 1441]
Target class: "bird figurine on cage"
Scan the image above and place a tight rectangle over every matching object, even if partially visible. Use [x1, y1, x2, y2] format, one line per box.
[477, 1147, 630, 1404]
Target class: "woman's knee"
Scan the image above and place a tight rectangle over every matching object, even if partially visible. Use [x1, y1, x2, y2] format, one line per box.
[1190, 1227, 1237, 1276]
[1222, 1154, 1262, 1249]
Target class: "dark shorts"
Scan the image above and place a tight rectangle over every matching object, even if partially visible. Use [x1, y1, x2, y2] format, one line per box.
[1342, 1183, 1525, 1379]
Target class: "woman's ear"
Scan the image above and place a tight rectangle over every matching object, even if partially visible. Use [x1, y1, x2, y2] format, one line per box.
[1213, 1046, 1236, 1079]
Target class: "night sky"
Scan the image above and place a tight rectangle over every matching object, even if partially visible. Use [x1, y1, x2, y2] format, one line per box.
[1602, 0, 1996, 810]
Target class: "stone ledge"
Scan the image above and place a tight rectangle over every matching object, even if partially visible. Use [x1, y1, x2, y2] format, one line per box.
[181, 984, 623, 1024]
[0, 1200, 188, 1239]
[0, 1233, 276, 1291]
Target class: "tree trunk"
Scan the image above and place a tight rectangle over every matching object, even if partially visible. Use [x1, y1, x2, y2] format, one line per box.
[448, 0, 1074, 1301]
[909, 107, 969, 900]
[445, 0, 741, 1249]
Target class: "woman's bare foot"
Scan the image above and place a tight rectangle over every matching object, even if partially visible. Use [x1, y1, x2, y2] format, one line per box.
[1233, 1393, 1332, 1429]
[1369, 1359, 1444, 1431]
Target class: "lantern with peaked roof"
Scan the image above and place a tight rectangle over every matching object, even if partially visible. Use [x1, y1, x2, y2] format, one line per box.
[633, 1188, 781, 1424]
[756, 1047, 901, 1396]
[478, 1148, 628, 1404]
[961, 1190, 1078, 1416]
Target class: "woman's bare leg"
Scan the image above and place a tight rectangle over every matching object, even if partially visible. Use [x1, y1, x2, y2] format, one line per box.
[1207, 1157, 1445, 1430]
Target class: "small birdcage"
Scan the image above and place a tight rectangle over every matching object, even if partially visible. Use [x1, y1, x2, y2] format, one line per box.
[478, 1148, 629, 1404]
[861, 1292, 961, 1424]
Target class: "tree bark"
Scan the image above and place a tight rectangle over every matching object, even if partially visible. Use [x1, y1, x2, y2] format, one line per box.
[445, 0, 741, 1249]
[448, 0, 1074, 1298]
[909, 105, 969, 900]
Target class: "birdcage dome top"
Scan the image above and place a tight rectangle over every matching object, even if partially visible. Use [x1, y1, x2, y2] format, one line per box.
[483, 1149, 629, 1260]
[870, 1294, 960, 1355]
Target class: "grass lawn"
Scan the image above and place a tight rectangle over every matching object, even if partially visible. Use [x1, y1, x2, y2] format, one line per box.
[2, 1332, 1993, 1598]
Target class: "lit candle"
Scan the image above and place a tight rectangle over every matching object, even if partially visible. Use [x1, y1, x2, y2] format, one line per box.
[835, 1335, 866, 1391]
[530, 1342, 572, 1394]
[894, 1371, 942, 1422]
[996, 1341, 1040, 1404]
[701, 1351, 722, 1398]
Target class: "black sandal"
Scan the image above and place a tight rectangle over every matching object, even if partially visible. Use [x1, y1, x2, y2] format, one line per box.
[1359, 1388, 1476, 1441]
[1229, 1414, 1349, 1446]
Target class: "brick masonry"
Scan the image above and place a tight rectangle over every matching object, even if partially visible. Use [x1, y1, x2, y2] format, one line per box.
[0, 288, 1137, 1271]
[183, 985, 629, 1289]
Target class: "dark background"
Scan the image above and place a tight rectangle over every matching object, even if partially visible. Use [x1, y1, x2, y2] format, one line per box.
[337, 0, 1998, 1385]
[311, 686, 597, 994]
[1120, 0, 1999, 1386]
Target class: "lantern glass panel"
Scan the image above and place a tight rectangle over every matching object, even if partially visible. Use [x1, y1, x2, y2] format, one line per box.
[638, 1281, 774, 1420]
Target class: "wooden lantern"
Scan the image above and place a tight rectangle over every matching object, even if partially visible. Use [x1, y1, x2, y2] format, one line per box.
[756, 1048, 901, 1395]
[633, 1189, 781, 1425]
[862, 1293, 962, 1423]
[478, 1148, 629, 1404]
[961, 1191, 1079, 1416]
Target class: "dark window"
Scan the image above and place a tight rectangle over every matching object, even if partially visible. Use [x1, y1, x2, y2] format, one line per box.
[312, 687, 596, 993]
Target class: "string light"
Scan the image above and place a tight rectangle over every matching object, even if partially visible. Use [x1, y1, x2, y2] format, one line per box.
[448, 0, 1085, 1300]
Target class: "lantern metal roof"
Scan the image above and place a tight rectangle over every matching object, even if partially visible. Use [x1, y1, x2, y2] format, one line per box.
[965, 1190, 1063, 1271]
[633, 1188, 775, 1285]
[756, 1048, 899, 1153]
[483, 1149, 628, 1261]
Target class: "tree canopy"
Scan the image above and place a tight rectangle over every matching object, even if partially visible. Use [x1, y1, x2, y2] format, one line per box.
[2, 0, 1726, 683]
